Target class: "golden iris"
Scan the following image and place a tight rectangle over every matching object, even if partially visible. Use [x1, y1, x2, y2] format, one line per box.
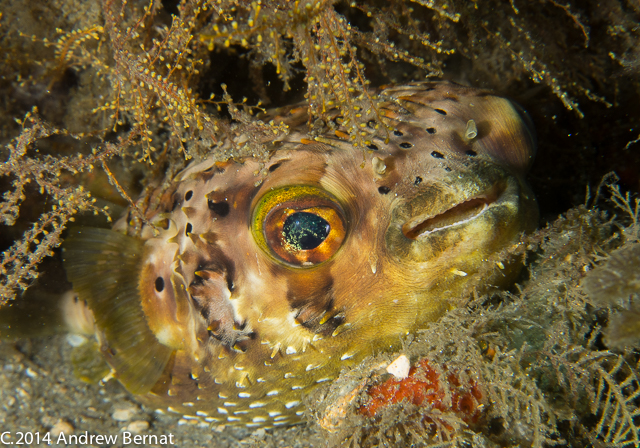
[251, 186, 347, 266]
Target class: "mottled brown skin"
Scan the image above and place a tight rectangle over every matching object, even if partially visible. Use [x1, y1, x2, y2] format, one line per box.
[64, 82, 537, 428]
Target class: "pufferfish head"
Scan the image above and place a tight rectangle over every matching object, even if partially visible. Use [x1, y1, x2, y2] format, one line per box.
[63, 81, 537, 427]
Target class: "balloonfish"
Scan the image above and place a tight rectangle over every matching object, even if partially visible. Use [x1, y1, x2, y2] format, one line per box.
[61, 81, 538, 428]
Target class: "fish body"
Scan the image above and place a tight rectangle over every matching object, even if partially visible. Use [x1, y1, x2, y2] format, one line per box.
[62, 82, 537, 427]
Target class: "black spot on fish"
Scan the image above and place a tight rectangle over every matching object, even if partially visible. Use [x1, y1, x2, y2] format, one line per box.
[414, 176, 422, 186]
[226, 275, 234, 292]
[434, 108, 447, 115]
[431, 151, 444, 159]
[233, 339, 250, 353]
[185, 190, 193, 201]
[393, 129, 403, 136]
[208, 200, 230, 217]
[399, 142, 413, 149]
[466, 149, 478, 157]
[269, 163, 281, 172]
[186, 223, 192, 236]
[367, 144, 379, 150]
[155, 277, 165, 292]
[426, 127, 436, 134]
[208, 326, 222, 340]
[378, 186, 391, 194]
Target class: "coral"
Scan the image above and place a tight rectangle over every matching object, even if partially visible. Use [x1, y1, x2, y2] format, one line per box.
[360, 358, 485, 441]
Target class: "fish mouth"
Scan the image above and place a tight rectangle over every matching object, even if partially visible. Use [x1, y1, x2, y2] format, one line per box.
[402, 182, 507, 240]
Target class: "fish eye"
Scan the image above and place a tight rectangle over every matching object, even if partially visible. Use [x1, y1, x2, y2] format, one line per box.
[252, 186, 347, 266]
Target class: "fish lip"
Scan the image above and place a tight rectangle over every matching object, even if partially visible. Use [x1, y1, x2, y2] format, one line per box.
[401, 181, 508, 240]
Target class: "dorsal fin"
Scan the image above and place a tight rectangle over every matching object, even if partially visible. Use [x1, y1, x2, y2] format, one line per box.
[62, 228, 173, 394]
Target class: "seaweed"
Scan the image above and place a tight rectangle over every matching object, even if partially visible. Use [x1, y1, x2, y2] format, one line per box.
[0, 114, 110, 300]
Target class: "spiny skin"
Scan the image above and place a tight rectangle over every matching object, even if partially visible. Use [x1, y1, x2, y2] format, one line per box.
[63, 81, 538, 428]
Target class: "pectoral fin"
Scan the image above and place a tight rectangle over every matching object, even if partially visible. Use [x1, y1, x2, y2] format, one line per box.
[62, 227, 173, 394]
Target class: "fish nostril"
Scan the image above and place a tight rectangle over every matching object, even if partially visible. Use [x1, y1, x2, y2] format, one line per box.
[431, 151, 444, 159]
[393, 129, 403, 136]
[399, 142, 413, 149]
[185, 190, 193, 201]
[378, 186, 391, 195]
[426, 127, 436, 134]
[434, 109, 447, 115]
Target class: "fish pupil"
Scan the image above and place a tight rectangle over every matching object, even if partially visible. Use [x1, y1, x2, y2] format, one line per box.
[283, 212, 330, 251]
